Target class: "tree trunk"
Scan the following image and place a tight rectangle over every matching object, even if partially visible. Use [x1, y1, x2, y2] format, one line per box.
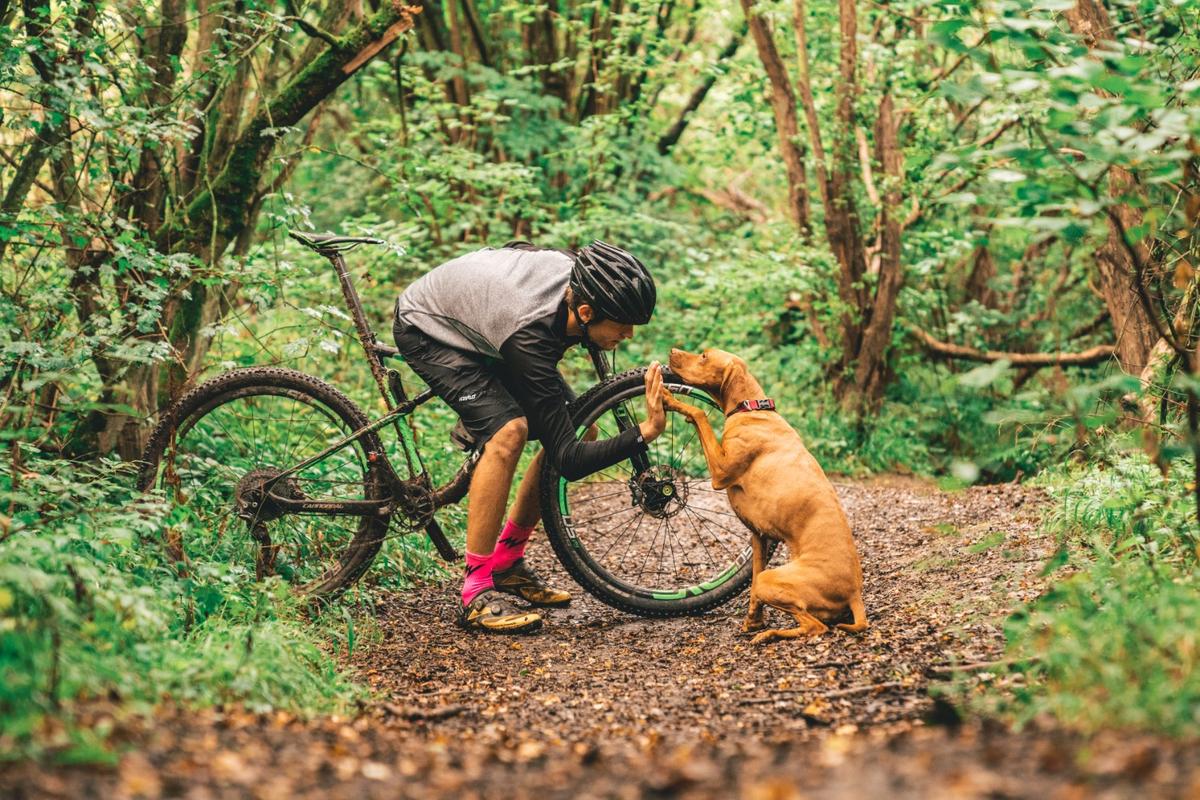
[445, 0, 470, 109]
[792, 0, 871, 384]
[827, 0, 871, 376]
[851, 92, 904, 405]
[96, 5, 416, 460]
[657, 23, 746, 155]
[1094, 166, 1160, 374]
[964, 246, 997, 308]
[0, 3, 99, 264]
[1064, 0, 1159, 374]
[118, 0, 188, 233]
[739, 0, 810, 231]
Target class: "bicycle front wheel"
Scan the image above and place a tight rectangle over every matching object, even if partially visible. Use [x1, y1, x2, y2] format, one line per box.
[539, 367, 777, 617]
[138, 367, 390, 597]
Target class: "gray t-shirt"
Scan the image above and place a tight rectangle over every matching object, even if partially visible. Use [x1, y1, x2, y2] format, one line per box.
[394, 247, 572, 358]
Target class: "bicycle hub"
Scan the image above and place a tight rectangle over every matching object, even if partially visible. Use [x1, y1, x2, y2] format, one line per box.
[234, 468, 303, 523]
[630, 464, 689, 519]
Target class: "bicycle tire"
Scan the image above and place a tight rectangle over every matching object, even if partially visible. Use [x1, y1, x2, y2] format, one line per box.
[538, 367, 778, 617]
[139, 367, 391, 597]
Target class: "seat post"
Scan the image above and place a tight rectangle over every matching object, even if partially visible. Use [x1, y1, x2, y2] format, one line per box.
[326, 250, 393, 410]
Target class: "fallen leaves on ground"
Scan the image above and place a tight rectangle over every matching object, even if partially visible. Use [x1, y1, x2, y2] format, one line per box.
[4, 478, 1198, 799]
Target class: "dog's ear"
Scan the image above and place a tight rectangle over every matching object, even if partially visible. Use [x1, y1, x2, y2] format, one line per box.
[719, 357, 749, 401]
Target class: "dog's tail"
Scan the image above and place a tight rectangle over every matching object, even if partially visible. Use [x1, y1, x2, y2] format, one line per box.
[836, 593, 869, 634]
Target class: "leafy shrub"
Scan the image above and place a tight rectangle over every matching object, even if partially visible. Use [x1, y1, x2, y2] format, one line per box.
[0, 454, 368, 761]
[973, 454, 1200, 736]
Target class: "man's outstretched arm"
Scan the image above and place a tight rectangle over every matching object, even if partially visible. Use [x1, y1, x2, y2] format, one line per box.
[499, 325, 647, 481]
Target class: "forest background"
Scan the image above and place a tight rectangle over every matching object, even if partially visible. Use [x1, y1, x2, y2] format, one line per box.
[2, 0, 1199, 760]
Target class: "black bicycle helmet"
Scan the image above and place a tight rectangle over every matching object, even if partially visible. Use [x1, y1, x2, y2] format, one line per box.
[569, 240, 657, 326]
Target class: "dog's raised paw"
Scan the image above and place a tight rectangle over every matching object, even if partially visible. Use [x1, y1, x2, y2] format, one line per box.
[661, 394, 702, 417]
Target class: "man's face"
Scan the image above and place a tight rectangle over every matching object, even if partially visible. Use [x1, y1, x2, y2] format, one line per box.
[575, 303, 636, 350]
[588, 318, 636, 351]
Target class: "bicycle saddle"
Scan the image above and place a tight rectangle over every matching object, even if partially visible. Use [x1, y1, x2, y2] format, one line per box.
[288, 230, 386, 253]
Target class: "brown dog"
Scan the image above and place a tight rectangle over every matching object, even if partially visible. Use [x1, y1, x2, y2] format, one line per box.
[662, 347, 868, 644]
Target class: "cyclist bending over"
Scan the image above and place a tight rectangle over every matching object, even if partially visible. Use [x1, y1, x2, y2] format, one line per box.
[393, 240, 665, 634]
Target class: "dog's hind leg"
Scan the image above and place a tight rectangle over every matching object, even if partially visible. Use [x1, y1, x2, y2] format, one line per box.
[748, 566, 829, 645]
[750, 611, 828, 645]
[742, 532, 769, 633]
[835, 593, 869, 633]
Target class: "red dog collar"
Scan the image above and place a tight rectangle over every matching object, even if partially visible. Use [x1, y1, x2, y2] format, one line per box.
[727, 398, 775, 417]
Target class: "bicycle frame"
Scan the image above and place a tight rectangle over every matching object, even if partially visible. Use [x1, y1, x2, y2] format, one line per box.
[257, 243, 460, 558]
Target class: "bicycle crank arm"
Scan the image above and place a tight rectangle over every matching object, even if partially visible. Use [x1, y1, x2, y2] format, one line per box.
[424, 517, 459, 562]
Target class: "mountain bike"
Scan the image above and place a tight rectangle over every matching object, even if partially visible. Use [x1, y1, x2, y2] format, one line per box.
[137, 231, 774, 616]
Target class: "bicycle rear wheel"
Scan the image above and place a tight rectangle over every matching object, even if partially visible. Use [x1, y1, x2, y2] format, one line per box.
[539, 367, 777, 616]
[138, 367, 390, 596]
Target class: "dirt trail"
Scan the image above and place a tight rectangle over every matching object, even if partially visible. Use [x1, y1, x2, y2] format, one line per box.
[6, 478, 1199, 799]
[363, 477, 1050, 743]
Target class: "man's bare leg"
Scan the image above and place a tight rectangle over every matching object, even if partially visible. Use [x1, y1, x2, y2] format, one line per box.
[465, 417, 528, 556]
[507, 449, 545, 529]
[489, 425, 600, 607]
[457, 417, 543, 631]
[507, 424, 599, 529]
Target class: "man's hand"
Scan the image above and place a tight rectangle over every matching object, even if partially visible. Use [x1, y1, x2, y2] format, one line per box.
[639, 361, 667, 443]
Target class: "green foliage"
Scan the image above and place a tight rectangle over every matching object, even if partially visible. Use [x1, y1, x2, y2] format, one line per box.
[1008, 562, 1200, 735]
[967, 453, 1200, 735]
[0, 454, 366, 761]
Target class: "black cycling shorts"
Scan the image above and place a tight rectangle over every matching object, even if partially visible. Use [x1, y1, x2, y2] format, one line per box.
[392, 319, 573, 449]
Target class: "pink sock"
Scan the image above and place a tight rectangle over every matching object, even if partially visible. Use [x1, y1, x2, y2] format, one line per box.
[461, 550, 494, 605]
[491, 519, 535, 572]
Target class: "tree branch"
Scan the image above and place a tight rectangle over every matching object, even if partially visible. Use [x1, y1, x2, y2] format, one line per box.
[657, 22, 746, 155]
[740, 0, 810, 231]
[162, 3, 416, 258]
[852, 91, 905, 401]
[909, 326, 1116, 367]
[902, 118, 1019, 231]
[792, 0, 829, 203]
[287, 15, 344, 50]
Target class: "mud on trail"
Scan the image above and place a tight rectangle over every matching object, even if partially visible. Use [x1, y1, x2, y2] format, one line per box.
[6, 478, 1200, 799]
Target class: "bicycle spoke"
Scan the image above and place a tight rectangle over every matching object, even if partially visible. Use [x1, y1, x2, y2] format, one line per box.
[613, 509, 647, 579]
[635, 516, 665, 586]
[553, 381, 757, 603]
[282, 396, 300, 466]
[205, 409, 254, 466]
[673, 426, 698, 468]
[569, 487, 634, 504]
[663, 514, 681, 581]
[682, 504, 725, 571]
[683, 505, 743, 555]
[570, 502, 644, 526]
[594, 507, 643, 562]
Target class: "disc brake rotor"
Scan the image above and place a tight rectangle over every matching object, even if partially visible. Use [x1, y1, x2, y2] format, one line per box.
[629, 464, 689, 519]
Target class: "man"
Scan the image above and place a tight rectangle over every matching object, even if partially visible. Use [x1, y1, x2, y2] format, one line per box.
[393, 240, 666, 634]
